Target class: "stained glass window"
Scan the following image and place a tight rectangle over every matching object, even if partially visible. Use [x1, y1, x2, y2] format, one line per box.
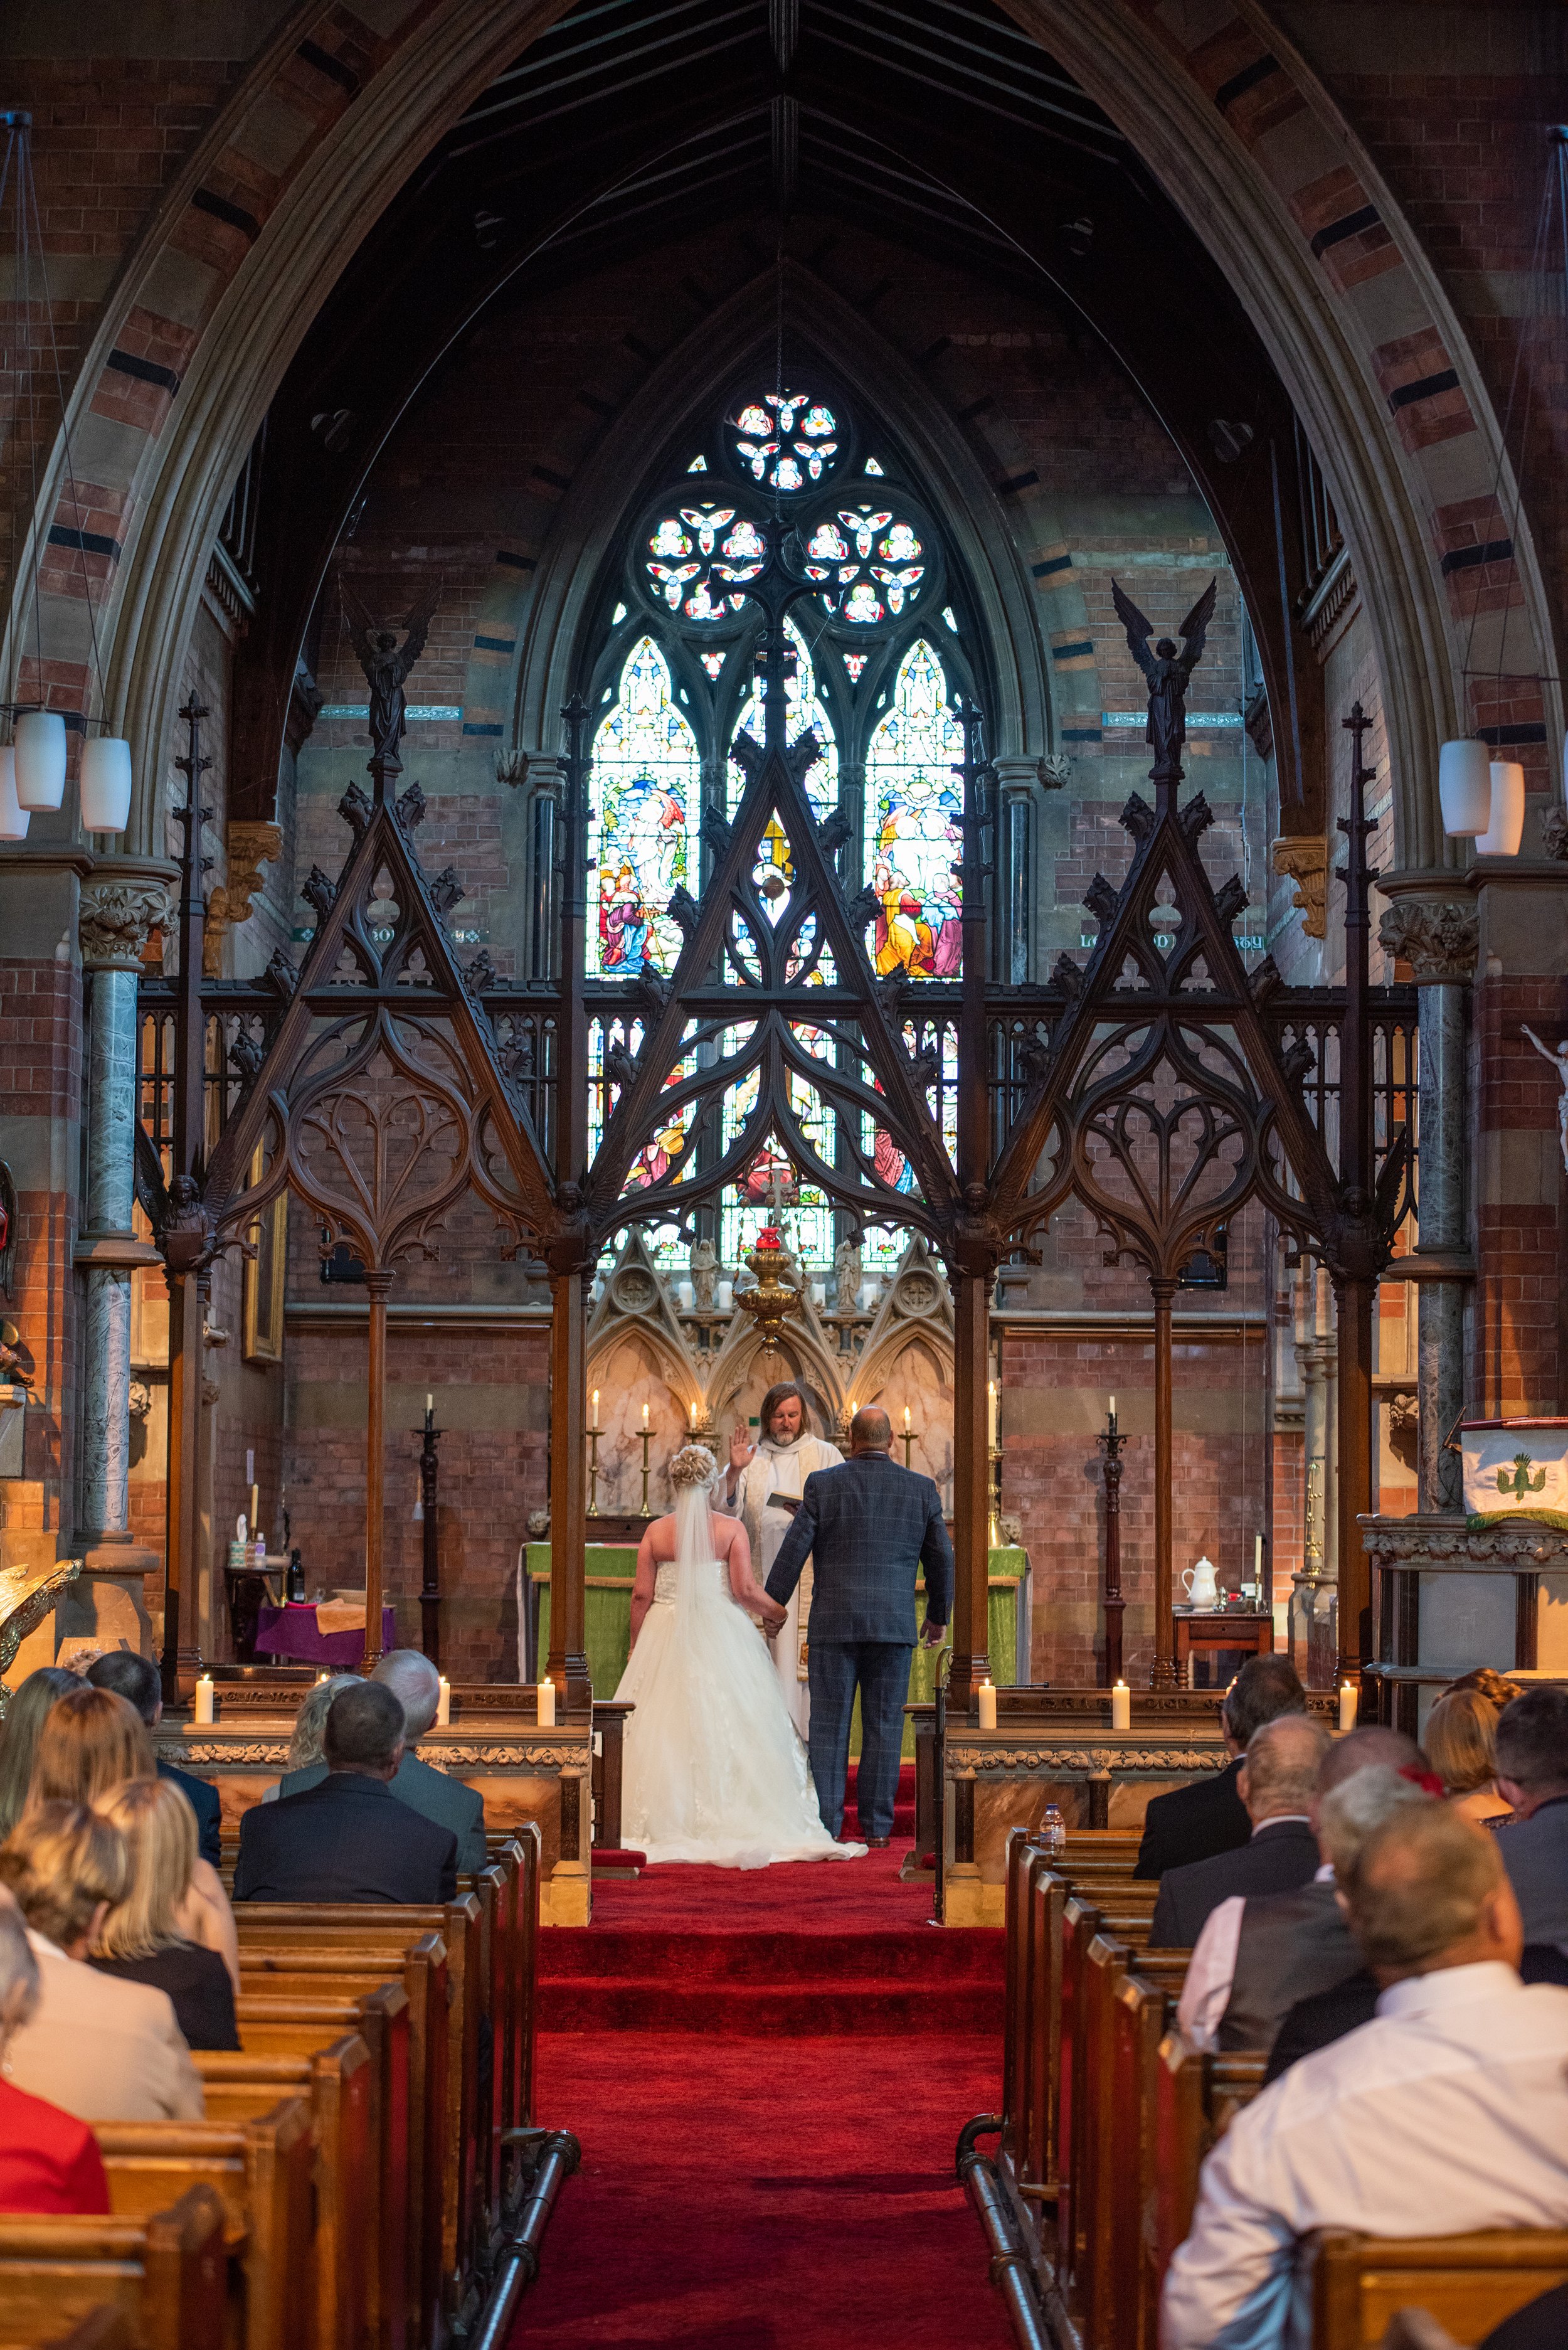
[727, 390, 839, 491]
[733, 614, 837, 814]
[864, 641, 965, 981]
[589, 637, 699, 976]
[803, 504, 927, 625]
[644, 504, 766, 624]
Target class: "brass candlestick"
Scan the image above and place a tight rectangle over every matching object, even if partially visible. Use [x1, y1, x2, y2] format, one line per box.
[988, 1442, 1003, 1552]
[585, 1418, 604, 1517]
[639, 1427, 653, 1516]
[901, 1413, 914, 1470]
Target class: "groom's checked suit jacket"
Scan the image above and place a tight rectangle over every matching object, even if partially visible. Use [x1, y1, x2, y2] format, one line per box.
[765, 1452, 955, 1642]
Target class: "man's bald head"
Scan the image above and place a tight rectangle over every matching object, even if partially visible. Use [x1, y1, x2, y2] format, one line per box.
[850, 1405, 893, 1453]
[1239, 1711, 1330, 1825]
[1317, 1722, 1422, 1800]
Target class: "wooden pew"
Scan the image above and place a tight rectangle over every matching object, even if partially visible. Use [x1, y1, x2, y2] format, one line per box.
[1304, 2229, 1568, 2349]
[1153, 2031, 1268, 2294]
[0, 2187, 227, 2350]
[95, 2102, 313, 2350]
[43, 2314, 135, 2350]
[195, 2034, 370, 2350]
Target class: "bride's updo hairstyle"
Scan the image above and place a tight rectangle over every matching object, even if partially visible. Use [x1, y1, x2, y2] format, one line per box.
[669, 1443, 718, 1491]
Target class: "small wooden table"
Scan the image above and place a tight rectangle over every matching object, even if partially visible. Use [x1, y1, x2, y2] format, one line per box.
[1173, 1608, 1274, 1688]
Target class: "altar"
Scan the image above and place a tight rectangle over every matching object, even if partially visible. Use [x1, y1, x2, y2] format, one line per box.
[524, 1541, 1032, 1756]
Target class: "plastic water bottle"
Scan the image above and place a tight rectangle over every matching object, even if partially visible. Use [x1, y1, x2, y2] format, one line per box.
[1041, 1804, 1066, 1859]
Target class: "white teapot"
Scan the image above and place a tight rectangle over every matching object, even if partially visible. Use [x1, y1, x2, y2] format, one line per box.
[1182, 1555, 1219, 1608]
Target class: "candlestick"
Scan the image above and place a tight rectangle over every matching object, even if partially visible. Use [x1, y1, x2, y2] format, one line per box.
[1098, 1405, 1128, 1687]
[586, 1423, 603, 1517]
[249, 1482, 260, 1539]
[193, 1673, 216, 1725]
[977, 1677, 997, 1731]
[901, 1404, 913, 1471]
[1111, 1679, 1131, 1732]
[536, 1674, 557, 1728]
[640, 1424, 654, 1516]
[436, 1674, 451, 1727]
[987, 1379, 997, 1447]
[1338, 1679, 1359, 1734]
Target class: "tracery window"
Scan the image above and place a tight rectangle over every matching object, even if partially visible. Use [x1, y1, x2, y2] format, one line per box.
[582, 371, 979, 1274]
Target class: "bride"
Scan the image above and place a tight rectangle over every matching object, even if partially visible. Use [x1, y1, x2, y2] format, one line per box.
[615, 1442, 866, 1867]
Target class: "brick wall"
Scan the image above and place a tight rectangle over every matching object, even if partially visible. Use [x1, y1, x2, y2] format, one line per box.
[0, 954, 82, 1569]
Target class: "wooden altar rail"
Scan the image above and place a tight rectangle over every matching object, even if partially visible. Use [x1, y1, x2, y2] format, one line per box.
[969, 1831, 1568, 2350]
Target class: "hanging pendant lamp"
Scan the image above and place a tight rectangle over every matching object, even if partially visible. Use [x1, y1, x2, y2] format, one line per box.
[13, 710, 67, 811]
[1438, 738, 1493, 836]
[1476, 760, 1526, 857]
[0, 748, 29, 841]
[80, 735, 133, 833]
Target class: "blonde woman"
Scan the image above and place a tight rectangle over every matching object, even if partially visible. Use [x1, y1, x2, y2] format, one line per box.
[89, 1780, 239, 2050]
[26, 1685, 240, 1991]
[1424, 1688, 1515, 1828]
[0, 1668, 77, 1841]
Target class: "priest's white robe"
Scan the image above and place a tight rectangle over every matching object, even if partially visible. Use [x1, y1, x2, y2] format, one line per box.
[730, 1432, 842, 1738]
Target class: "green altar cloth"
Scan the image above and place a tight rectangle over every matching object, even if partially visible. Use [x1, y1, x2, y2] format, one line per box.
[526, 1545, 1027, 1758]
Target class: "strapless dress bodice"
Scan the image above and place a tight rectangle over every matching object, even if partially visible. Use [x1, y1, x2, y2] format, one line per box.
[651, 1558, 727, 1607]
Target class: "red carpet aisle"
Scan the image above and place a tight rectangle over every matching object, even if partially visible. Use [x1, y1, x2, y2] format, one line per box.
[516, 1773, 1012, 2349]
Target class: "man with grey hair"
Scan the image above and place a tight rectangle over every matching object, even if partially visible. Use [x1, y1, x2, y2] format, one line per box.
[278, 1649, 486, 1872]
[1160, 1804, 1568, 2350]
[1494, 1684, 1568, 1943]
[1177, 1726, 1428, 2051]
[1152, 1712, 1330, 1949]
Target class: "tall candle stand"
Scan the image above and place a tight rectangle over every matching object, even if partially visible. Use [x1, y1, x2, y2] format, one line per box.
[639, 1425, 654, 1516]
[901, 1408, 914, 1470]
[418, 1396, 442, 1666]
[1097, 1402, 1126, 1688]
[585, 1412, 605, 1517]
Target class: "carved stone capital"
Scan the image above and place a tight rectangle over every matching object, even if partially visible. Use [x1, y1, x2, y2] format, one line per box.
[1377, 896, 1478, 984]
[79, 877, 172, 970]
[204, 822, 281, 977]
[1271, 836, 1327, 938]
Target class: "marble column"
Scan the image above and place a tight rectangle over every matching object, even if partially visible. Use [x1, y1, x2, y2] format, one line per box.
[1378, 895, 1478, 1512]
[75, 870, 172, 1581]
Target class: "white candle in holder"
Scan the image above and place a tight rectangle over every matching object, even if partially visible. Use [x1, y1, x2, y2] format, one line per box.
[1111, 1680, 1131, 1732]
[1338, 1679, 1358, 1734]
[977, 1677, 997, 1730]
[193, 1674, 216, 1725]
[537, 1674, 557, 1728]
[591, 1389, 600, 1426]
[437, 1675, 451, 1727]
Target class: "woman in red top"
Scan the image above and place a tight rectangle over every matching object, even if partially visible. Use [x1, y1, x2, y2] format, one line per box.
[0, 1896, 109, 2214]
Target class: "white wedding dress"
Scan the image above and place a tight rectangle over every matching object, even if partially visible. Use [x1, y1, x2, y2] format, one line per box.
[615, 1479, 864, 1868]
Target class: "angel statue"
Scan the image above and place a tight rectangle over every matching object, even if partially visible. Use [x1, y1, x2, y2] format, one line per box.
[344, 583, 440, 765]
[1111, 575, 1218, 787]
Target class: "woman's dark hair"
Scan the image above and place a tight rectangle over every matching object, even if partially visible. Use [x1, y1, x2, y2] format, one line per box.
[758, 1381, 811, 1438]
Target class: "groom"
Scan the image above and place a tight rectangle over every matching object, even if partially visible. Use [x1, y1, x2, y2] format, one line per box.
[766, 1405, 953, 1848]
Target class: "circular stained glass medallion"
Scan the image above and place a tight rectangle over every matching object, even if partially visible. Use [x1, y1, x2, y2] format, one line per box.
[802, 504, 926, 624]
[727, 390, 840, 493]
[644, 504, 768, 624]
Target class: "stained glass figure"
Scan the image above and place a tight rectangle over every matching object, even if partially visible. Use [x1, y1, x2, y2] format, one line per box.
[733, 614, 837, 812]
[862, 641, 964, 981]
[590, 637, 699, 976]
[645, 505, 766, 624]
[803, 505, 926, 624]
[728, 390, 839, 492]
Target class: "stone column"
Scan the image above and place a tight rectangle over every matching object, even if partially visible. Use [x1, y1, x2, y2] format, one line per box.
[74, 869, 173, 1592]
[1378, 895, 1478, 1511]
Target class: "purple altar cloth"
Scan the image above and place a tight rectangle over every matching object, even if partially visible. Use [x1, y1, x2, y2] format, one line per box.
[253, 1602, 396, 1667]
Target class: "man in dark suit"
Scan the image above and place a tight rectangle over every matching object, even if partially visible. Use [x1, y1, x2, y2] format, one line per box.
[1150, 1711, 1328, 1947]
[1135, 1652, 1307, 1879]
[86, 1651, 222, 1869]
[235, 1681, 457, 1904]
[1494, 1685, 1568, 1942]
[767, 1403, 953, 1848]
[278, 1649, 487, 1872]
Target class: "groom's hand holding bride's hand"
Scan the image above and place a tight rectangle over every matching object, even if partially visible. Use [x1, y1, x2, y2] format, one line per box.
[919, 1619, 946, 1647]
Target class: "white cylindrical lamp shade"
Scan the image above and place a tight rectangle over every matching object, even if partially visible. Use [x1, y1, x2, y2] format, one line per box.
[13, 710, 68, 812]
[1438, 737, 1493, 837]
[0, 748, 29, 841]
[80, 736, 132, 832]
[1476, 760, 1525, 857]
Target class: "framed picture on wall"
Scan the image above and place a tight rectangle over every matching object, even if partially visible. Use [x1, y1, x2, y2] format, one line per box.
[242, 1149, 287, 1363]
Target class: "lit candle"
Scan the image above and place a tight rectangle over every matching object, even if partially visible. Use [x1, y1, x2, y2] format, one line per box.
[977, 1677, 998, 1731]
[642, 1401, 649, 1430]
[1111, 1680, 1131, 1732]
[426, 1393, 433, 1414]
[1109, 1393, 1116, 1422]
[1253, 1533, 1263, 1582]
[536, 1674, 557, 1728]
[193, 1674, 216, 1725]
[436, 1674, 451, 1727]
[849, 1398, 857, 1417]
[689, 1400, 698, 1430]
[1338, 1679, 1358, 1734]
[988, 1380, 997, 1445]
[591, 1389, 600, 1425]
[903, 1405, 911, 1433]
[249, 1482, 260, 1538]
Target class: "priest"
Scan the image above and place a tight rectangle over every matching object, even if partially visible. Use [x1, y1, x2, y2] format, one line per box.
[724, 1381, 842, 1738]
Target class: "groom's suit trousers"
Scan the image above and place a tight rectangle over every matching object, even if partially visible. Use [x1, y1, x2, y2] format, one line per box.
[807, 1640, 910, 1840]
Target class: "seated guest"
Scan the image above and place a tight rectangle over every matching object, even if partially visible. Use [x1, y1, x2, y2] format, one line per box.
[1177, 1728, 1426, 2051]
[1493, 1685, 1568, 1943]
[235, 1682, 458, 1905]
[1151, 1711, 1328, 1949]
[28, 1683, 238, 1992]
[261, 1673, 361, 1802]
[89, 1779, 239, 2051]
[1136, 1656, 1306, 1879]
[278, 1650, 487, 1871]
[1424, 1686, 1514, 1827]
[0, 1901, 110, 2215]
[1266, 1921, 1568, 2085]
[1445, 1664, 1523, 1712]
[0, 1802, 203, 2123]
[1160, 1803, 1568, 2350]
[0, 1667, 77, 1841]
[86, 1651, 223, 1866]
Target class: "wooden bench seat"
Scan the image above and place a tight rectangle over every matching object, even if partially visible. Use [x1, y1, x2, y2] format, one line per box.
[1305, 2228, 1568, 2349]
[0, 2188, 226, 2350]
[95, 2101, 313, 2350]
